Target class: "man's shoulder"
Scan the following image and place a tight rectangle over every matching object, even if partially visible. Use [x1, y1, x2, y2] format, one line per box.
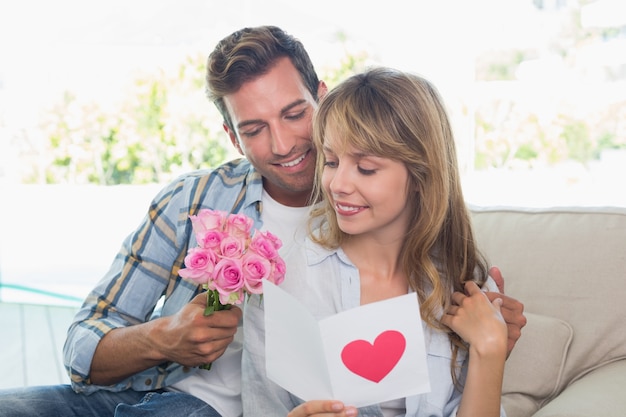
[171, 158, 258, 190]
[161, 158, 261, 212]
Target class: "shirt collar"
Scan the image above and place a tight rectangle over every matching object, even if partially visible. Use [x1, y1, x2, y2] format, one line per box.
[304, 237, 355, 268]
[240, 164, 264, 208]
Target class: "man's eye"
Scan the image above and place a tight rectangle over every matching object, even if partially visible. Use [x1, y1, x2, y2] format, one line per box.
[286, 110, 306, 121]
[242, 128, 262, 138]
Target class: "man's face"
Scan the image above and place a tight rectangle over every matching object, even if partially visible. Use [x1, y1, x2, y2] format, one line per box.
[223, 57, 325, 207]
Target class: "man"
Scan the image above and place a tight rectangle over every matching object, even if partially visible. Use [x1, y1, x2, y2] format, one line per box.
[0, 26, 525, 417]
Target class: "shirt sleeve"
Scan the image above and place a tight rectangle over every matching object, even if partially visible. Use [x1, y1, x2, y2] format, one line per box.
[63, 176, 195, 393]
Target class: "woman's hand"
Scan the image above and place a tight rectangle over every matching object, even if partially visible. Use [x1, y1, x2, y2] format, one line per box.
[444, 281, 508, 417]
[442, 281, 508, 357]
[288, 400, 357, 417]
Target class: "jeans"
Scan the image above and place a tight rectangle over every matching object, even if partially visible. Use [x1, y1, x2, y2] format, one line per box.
[0, 385, 222, 417]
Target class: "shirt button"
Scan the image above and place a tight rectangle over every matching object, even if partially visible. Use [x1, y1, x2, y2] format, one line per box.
[144, 378, 152, 386]
[183, 366, 191, 373]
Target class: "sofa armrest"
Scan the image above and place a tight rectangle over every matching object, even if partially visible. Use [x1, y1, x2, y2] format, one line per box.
[532, 359, 626, 417]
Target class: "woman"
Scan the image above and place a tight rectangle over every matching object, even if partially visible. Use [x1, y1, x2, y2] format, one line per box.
[242, 67, 507, 417]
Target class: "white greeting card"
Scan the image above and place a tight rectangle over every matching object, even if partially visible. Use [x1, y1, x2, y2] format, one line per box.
[263, 281, 431, 408]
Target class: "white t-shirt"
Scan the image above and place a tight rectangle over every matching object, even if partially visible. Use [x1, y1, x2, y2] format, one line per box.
[258, 189, 312, 254]
[167, 336, 243, 417]
[167, 190, 312, 417]
[380, 398, 406, 416]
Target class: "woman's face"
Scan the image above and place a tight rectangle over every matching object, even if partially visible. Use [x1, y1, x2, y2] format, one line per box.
[321, 134, 412, 243]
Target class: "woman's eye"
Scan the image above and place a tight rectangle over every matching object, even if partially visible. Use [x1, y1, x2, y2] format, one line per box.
[358, 166, 376, 175]
[323, 160, 338, 168]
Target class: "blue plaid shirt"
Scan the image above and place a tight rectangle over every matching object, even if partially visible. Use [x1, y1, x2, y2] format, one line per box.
[63, 158, 263, 394]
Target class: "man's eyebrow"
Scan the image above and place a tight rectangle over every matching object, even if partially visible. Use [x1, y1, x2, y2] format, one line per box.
[236, 99, 308, 130]
[280, 99, 307, 114]
[237, 119, 263, 130]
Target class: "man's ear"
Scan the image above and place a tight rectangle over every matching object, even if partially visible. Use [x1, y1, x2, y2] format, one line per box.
[317, 80, 328, 101]
[223, 123, 244, 155]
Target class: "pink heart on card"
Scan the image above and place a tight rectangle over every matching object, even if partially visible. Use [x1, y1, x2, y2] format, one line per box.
[340, 330, 406, 383]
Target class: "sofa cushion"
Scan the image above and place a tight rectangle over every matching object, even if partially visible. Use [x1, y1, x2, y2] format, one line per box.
[531, 360, 626, 417]
[470, 205, 626, 399]
[501, 312, 573, 417]
[502, 394, 540, 417]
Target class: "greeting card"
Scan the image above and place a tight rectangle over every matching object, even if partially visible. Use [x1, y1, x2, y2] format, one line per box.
[263, 281, 431, 407]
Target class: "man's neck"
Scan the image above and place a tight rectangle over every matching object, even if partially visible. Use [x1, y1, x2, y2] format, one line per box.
[262, 186, 313, 207]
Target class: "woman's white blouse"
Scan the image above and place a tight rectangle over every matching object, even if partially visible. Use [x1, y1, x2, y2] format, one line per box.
[242, 237, 505, 417]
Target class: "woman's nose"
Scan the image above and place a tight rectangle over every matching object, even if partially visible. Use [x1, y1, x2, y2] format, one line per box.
[329, 164, 353, 195]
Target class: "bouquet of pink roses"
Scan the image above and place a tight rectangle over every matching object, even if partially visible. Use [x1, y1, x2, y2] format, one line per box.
[179, 209, 286, 316]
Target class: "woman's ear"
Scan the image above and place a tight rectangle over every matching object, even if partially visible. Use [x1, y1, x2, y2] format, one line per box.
[409, 175, 420, 193]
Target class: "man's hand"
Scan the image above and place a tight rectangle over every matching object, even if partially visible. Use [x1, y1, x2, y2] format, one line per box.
[90, 292, 241, 385]
[152, 292, 242, 367]
[288, 400, 357, 417]
[485, 266, 527, 357]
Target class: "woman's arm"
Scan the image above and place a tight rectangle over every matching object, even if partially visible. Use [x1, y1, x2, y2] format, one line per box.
[441, 281, 508, 417]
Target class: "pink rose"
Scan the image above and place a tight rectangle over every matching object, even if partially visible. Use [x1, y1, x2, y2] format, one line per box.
[241, 252, 272, 294]
[198, 230, 224, 249]
[211, 258, 245, 304]
[249, 233, 280, 260]
[224, 213, 254, 240]
[219, 288, 245, 305]
[181, 209, 285, 309]
[190, 209, 226, 235]
[270, 257, 286, 285]
[220, 235, 246, 258]
[179, 247, 218, 285]
[260, 230, 283, 250]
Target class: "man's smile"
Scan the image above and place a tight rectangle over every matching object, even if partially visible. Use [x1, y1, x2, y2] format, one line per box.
[275, 150, 310, 168]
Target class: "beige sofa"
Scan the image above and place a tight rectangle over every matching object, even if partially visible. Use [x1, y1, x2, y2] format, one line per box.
[470, 205, 626, 417]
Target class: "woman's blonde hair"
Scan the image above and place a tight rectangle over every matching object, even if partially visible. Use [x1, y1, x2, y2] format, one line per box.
[310, 67, 489, 377]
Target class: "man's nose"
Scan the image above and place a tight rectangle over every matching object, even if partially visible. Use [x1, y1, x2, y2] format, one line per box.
[270, 125, 296, 156]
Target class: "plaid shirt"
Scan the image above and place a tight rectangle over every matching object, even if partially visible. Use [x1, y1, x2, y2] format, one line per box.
[64, 158, 263, 394]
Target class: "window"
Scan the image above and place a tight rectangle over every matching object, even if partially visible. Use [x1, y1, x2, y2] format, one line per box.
[1, 0, 624, 304]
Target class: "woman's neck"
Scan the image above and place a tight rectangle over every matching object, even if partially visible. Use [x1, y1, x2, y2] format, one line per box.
[342, 236, 409, 305]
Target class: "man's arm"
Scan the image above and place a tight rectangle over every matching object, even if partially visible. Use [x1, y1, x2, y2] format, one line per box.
[64, 172, 243, 390]
[485, 266, 527, 356]
[90, 293, 241, 385]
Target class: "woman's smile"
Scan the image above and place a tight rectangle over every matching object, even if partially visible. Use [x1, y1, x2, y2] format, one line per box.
[334, 201, 367, 216]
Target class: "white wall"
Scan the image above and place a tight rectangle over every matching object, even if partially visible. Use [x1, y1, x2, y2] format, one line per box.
[0, 184, 161, 306]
